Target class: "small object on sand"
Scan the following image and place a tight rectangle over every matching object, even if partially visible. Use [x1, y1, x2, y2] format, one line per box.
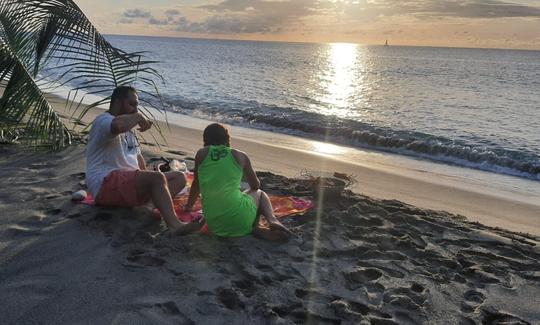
[169, 159, 187, 172]
[71, 189, 87, 201]
[313, 177, 346, 198]
[157, 157, 187, 172]
[300, 170, 356, 198]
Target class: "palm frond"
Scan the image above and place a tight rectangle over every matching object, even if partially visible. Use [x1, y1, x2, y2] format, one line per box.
[0, 0, 166, 149]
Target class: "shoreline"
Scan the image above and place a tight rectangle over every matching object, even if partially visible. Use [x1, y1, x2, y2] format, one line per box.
[48, 94, 540, 236]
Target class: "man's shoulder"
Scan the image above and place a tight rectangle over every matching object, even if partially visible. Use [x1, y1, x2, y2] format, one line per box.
[94, 112, 113, 123]
[88, 112, 114, 140]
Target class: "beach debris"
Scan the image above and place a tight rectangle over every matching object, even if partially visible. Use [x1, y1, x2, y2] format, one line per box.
[71, 189, 87, 201]
[299, 169, 356, 198]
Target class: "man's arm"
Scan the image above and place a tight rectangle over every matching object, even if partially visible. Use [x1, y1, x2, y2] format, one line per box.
[110, 112, 152, 135]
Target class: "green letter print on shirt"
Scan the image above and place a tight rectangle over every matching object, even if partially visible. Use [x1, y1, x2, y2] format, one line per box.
[210, 147, 229, 161]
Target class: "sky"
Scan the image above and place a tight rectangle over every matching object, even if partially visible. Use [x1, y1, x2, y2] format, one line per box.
[75, 0, 540, 49]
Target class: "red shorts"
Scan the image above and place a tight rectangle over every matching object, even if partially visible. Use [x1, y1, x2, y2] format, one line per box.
[95, 170, 150, 207]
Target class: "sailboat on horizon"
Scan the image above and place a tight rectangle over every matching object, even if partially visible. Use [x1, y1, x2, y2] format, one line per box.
[384, 39, 389, 46]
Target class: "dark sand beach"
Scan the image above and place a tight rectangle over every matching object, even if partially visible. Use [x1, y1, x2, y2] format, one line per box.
[1, 138, 539, 324]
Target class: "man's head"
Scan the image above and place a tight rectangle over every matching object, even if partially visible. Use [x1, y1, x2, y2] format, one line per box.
[109, 86, 138, 115]
[203, 123, 230, 147]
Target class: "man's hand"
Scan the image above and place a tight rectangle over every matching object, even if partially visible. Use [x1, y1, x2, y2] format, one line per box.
[137, 116, 153, 132]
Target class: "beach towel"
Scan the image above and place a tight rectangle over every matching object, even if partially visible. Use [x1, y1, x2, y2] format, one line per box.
[78, 171, 314, 233]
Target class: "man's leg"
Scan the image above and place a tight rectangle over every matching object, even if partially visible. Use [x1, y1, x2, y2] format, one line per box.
[164, 171, 186, 198]
[135, 171, 197, 234]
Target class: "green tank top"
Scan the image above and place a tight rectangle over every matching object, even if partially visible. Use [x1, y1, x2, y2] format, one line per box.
[198, 145, 257, 237]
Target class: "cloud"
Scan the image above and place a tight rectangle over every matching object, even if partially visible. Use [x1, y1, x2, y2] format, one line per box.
[201, 0, 316, 19]
[122, 8, 151, 19]
[341, 0, 540, 20]
[118, 18, 134, 24]
[127, 1, 317, 34]
[149, 17, 169, 25]
[426, 0, 540, 18]
[185, 0, 318, 34]
[165, 9, 180, 17]
[174, 14, 283, 34]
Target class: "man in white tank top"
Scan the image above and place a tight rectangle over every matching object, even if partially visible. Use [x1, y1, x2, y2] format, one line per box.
[86, 86, 199, 234]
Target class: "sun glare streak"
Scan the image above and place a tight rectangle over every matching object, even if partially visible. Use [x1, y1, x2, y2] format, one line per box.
[306, 130, 333, 318]
[307, 155, 327, 319]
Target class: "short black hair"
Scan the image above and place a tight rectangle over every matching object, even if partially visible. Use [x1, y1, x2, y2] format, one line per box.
[203, 123, 230, 147]
[110, 86, 136, 107]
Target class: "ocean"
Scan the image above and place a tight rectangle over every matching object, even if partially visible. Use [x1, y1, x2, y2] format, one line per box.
[103, 35, 540, 181]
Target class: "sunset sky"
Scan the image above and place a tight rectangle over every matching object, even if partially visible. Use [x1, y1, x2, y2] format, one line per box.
[76, 0, 540, 49]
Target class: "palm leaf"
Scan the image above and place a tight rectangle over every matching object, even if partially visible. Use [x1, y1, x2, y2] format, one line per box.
[0, 0, 166, 149]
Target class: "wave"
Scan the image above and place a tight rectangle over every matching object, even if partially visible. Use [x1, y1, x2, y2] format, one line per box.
[162, 95, 540, 181]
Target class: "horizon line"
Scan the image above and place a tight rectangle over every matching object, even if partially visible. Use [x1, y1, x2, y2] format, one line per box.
[103, 33, 540, 52]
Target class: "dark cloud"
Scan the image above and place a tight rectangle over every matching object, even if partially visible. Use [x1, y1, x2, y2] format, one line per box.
[149, 17, 169, 25]
[122, 8, 151, 19]
[165, 9, 180, 17]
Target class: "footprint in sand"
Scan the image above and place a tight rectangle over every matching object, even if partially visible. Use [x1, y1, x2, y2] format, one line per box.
[216, 287, 245, 310]
[19, 214, 48, 226]
[382, 286, 427, 311]
[124, 252, 165, 268]
[5, 225, 41, 237]
[341, 213, 384, 228]
[344, 267, 383, 290]
[329, 299, 369, 322]
[133, 301, 194, 325]
[481, 306, 530, 325]
[232, 279, 256, 298]
[461, 289, 485, 313]
[46, 208, 62, 216]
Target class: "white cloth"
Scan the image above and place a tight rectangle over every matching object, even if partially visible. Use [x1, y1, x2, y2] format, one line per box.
[86, 112, 141, 197]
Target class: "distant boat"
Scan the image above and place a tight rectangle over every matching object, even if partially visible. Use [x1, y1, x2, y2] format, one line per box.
[384, 40, 388, 46]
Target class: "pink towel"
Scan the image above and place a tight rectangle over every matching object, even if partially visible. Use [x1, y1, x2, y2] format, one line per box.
[77, 171, 313, 233]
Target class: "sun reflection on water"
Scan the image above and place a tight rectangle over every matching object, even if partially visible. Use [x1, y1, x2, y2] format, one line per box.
[318, 43, 360, 116]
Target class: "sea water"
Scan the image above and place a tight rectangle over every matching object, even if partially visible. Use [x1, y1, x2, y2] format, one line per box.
[79, 35, 540, 181]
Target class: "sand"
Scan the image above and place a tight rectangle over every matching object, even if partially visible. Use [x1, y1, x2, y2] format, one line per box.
[0, 97, 539, 324]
